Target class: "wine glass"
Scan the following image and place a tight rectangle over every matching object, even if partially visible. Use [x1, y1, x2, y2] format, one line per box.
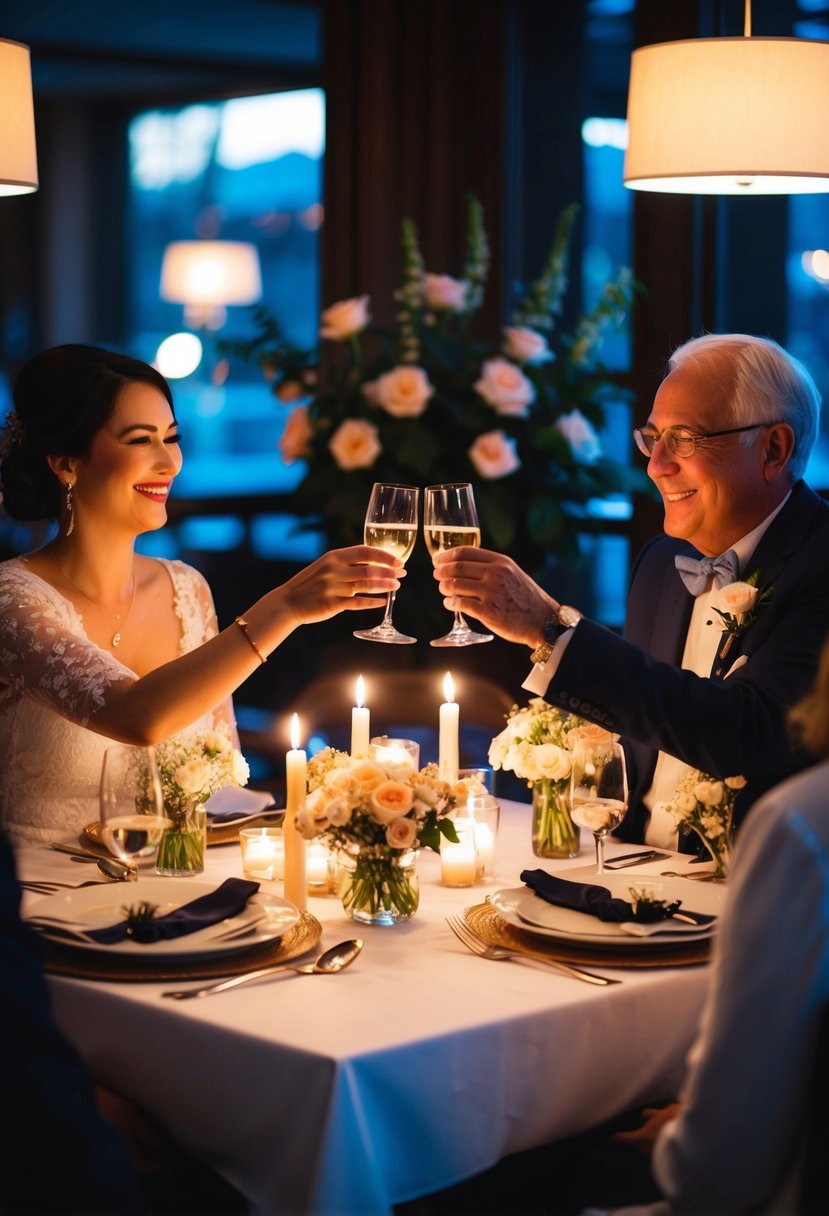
[424, 482, 493, 646]
[569, 740, 629, 874]
[353, 482, 420, 644]
[99, 744, 169, 867]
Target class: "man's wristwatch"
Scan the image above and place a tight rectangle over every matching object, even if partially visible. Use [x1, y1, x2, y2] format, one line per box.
[529, 604, 583, 665]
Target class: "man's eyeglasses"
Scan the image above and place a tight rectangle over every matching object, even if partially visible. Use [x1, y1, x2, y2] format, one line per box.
[632, 422, 771, 459]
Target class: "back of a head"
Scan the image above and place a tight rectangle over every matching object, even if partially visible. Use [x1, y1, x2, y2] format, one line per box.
[1, 344, 173, 522]
[668, 333, 821, 481]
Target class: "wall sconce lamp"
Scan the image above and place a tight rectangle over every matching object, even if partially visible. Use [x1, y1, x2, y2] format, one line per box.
[0, 38, 38, 196]
[160, 240, 263, 330]
[624, 0, 829, 195]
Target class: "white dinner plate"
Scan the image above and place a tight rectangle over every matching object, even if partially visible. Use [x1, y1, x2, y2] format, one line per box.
[491, 866, 726, 948]
[25, 878, 300, 957]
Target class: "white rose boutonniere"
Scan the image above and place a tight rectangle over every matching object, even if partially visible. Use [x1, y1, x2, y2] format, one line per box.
[714, 569, 774, 638]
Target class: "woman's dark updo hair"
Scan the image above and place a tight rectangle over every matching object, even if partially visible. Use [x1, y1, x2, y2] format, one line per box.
[1, 344, 174, 522]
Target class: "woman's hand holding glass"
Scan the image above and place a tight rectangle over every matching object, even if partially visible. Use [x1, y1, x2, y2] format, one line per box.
[99, 744, 170, 867]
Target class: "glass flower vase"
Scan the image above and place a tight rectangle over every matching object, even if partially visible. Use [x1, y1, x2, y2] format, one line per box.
[337, 846, 419, 925]
[155, 801, 207, 876]
[690, 823, 734, 881]
[531, 778, 580, 859]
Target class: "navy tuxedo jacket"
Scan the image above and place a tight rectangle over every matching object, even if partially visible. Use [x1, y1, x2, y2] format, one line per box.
[544, 480, 829, 842]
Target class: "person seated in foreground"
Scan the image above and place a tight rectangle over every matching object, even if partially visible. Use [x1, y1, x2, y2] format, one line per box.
[0, 344, 404, 847]
[577, 626, 829, 1215]
[433, 333, 829, 847]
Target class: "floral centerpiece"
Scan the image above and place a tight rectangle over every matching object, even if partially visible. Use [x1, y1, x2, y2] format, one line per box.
[296, 748, 464, 924]
[221, 198, 649, 634]
[660, 769, 746, 879]
[155, 722, 250, 876]
[488, 698, 616, 858]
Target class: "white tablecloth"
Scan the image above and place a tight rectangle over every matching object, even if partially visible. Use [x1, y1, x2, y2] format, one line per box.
[17, 804, 714, 1216]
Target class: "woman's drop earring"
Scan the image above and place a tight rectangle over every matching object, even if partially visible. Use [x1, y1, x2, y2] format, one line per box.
[64, 483, 75, 537]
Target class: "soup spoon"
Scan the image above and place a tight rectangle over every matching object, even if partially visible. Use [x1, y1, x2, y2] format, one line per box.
[162, 939, 364, 999]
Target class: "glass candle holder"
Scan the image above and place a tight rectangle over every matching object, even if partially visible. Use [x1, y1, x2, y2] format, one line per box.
[440, 816, 478, 888]
[369, 736, 420, 770]
[467, 794, 500, 878]
[239, 827, 284, 882]
[458, 765, 495, 795]
[306, 839, 338, 895]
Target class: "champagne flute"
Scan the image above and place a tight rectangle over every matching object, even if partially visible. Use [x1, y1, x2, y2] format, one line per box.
[424, 482, 493, 646]
[353, 482, 420, 644]
[569, 740, 629, 874]
[99, 744, 170, 867]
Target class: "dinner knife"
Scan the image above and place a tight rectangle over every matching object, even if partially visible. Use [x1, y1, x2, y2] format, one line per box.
[603, 850, 671, 869]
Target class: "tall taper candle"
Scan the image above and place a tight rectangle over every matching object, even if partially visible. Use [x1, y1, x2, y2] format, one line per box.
[439, 671, 459, 784]
[351, 674, 370, 758]
[284, 712, 307, 911]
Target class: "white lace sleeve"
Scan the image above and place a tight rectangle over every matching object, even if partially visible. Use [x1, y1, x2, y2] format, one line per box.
[0, 559, 135, 728]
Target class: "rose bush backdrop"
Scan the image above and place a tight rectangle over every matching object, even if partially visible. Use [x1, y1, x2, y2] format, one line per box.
[223, 199, 650, 635]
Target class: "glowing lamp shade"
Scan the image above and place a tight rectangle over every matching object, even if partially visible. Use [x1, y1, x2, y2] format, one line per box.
[0, 39, 38, 197]
[624, 36, 829, 195]
[160, 240, 262, 327]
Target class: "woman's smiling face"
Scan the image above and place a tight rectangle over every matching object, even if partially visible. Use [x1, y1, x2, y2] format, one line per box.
[74, 381, 182, 533]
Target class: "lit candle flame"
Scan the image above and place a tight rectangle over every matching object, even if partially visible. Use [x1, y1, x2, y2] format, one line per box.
[443, 671, 455, 703]
[355, 673, 365, 709]
[290, 712, 301, 751]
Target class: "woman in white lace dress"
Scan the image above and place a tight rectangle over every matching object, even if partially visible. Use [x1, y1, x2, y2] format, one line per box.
[0, 345, 404, 846]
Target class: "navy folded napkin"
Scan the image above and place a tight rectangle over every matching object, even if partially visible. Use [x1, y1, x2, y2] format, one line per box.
[519, 869, 715, 926]
[86, 878, 260, 945]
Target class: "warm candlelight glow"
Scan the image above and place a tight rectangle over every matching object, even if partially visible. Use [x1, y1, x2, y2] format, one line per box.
[290, 712, 301, 751]
[284, 713, 307, 912]
[356, 674, 365, 708]
[351, 676, 371, 758]
[439, 672, 459, 784]
[443, 671, 455, 703]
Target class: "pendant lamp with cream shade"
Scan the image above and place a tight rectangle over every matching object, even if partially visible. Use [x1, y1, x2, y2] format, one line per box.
[0, 37, 38, 196]
[624, 0, 829, 195]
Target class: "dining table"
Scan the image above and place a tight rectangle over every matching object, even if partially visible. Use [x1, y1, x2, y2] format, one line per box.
[16, 799, 722, 1216]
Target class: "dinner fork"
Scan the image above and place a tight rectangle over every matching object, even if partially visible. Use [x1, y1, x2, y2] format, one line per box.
[22, 879, 109, 893]
[445, 915, 620, 987]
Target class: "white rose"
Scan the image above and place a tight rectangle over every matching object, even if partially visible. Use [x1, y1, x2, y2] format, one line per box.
[278, 405, 313, 464]
[699, 811, 725, 838]
[231, 750, 250, 787]
[502, 326, 554, 365]
[175, 758, 212, 797]
[424, 273, 469, 312]
[555, 409, 601, 464]
[324, 796, 353, 827]
[320, 295, 370, 341]
[474, 357, 535, 417]
[296, 803, 326, 839]
[695, 780, 725, 808]
[468, 429, 521, 480]
[328, 419, 381, 470]
[671, 791, 698, 820]
[363, 365, 434, 418]
[202, 730, 230, 755]
[385, 816, 419, 849]
[534, 743, 572, 782]
[717, 581, 759, 617]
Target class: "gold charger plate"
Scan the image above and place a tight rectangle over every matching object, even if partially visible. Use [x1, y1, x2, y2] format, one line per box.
[42, 910, 322, 983]
[466, 902, 711, 969]
[82, 813, 285, 852]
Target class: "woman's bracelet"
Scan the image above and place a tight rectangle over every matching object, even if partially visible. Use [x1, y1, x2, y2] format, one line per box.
[234, 616, 267, 665]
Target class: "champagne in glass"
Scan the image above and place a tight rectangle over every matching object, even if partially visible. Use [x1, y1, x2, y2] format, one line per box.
[569, 740, 629, 874]
[425, 483, 493, 647]
[354, 482, 419, 644]
[100, 744, 170, 866]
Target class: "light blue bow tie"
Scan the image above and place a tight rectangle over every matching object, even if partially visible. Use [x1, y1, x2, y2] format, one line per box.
[674, 549, 740, 596]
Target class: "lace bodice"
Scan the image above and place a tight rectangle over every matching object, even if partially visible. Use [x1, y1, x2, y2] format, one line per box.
[0, 556, 231, 846]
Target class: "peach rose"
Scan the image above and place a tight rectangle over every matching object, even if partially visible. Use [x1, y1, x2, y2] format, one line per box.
[725, 774, 747, 790]
[567, 723, 615, 750]
[274, 379, 306, 403]
[278, 405, 313, 464]
[555, 409, 601, 464]
[328, 419, 381, 470]
[320, 295, 370, 341]
[474, 357, 535, 417]
[363, 365, 434, 418]
[717, 582, 759, 617]
[424, 273, 469, 312]
[502, 326, 554, 365]
[369, 780, 415, 824]
[350, 762, 388, 792]
[468, 430, 521, 480]
[385, 816, 418, 849]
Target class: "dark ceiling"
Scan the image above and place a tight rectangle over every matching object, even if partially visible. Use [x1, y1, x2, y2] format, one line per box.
[0, 0, 321, 102]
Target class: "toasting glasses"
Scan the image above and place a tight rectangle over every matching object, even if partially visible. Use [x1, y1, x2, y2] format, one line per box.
[424, 482, 493, 646]
[353, 482, 420, 644]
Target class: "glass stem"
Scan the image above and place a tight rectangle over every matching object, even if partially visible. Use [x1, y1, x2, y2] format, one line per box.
[381, 591, 397, 626]
[595, 832, 605, 873]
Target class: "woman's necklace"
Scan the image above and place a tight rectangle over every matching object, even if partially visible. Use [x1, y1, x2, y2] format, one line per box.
[45, 548, 137, 648]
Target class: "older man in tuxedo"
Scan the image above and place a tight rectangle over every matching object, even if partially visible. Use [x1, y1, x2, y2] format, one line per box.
[433, 333, 829, 845]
